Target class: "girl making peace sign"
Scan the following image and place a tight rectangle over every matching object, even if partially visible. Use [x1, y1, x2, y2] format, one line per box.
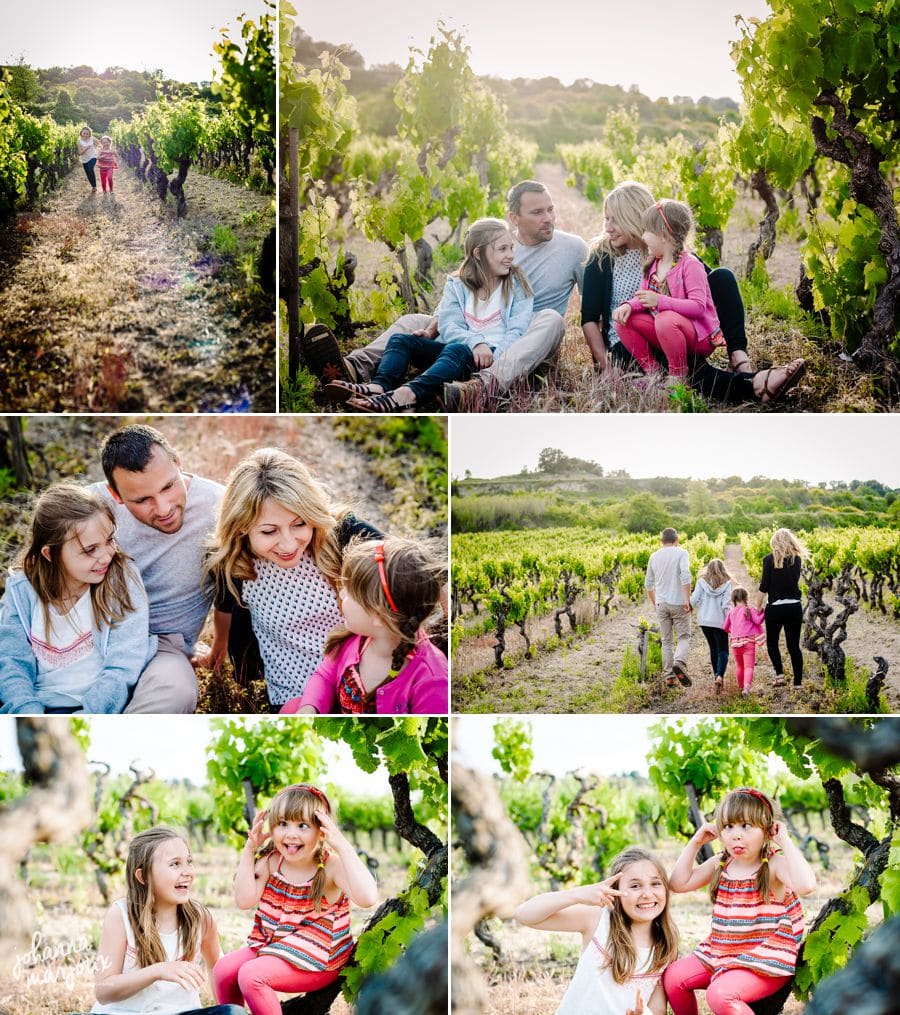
[514, 846, 679, 1014]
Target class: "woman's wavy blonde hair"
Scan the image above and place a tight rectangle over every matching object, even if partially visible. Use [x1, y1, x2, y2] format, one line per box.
[603, 846, 679, 984]
[709, 788, 779, 903]
[126, 826, 208, 968]
[770, 528, 810, 569]
[456, 217, 532, 314]
[205, 448, 351, 604]
[259, 785, 335, 911]
[699, 558, 731, 590]
[587, 180, 655, 262]
[18, 483, 136, 635]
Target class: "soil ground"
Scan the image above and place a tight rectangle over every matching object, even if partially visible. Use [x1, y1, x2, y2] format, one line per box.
[452, 542, 900, 714]
[0, 166, 275, 411]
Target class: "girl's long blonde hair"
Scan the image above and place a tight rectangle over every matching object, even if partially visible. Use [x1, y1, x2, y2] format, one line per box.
[587, 180, 655, 262]
[641, 199, 693, 270]
[700, 558, 731, 590]
[456, 217, 532, 314]
[603, 846, 679, 984]
[325, 536, 445, 678]
[259, 785, 335, 912]
[205, 448, 351, 604]
[709, 788, 779, 902]
[126, 827, 207, 969]
[770, 528, 810, 569]
[18, 483, 136, 635]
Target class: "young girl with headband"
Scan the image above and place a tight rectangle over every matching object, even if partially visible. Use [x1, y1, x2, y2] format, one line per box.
[664, 787, 816, 1015]
[515, 846, 679, 1014]
[611, 198, 723, 379]
[280, 536, 447, 714]
[214, 784, 378, 1014]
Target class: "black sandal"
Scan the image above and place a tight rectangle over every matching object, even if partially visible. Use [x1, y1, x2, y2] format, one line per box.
[323, 380, 384, 404]
[348, 391, 416, 414]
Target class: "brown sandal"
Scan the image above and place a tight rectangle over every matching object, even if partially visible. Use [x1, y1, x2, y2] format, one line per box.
[758, 358, 806, 404]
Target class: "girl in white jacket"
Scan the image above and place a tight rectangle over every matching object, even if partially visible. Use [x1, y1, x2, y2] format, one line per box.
[689, 558, 732, 692]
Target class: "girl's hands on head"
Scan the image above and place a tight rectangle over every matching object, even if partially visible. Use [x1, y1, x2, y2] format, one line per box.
[315, 808, 346, 851]
[693, 822, 719, 848]
[612, 303, 632, 325]
[635, 289, 659, 309]
[576, 873, 623, 909]
[246, 809, 268, 852]
[155, 960, 206, 992]
[770, 820, 791, 849]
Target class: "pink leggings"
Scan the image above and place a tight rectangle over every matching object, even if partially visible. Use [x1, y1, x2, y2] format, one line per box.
[663, 954, 792, 1015]
[616, 310, 713, 377]
[99, 167, 114, 192]
[732, 642, 757, 690]
[213, 945, 340, 1015]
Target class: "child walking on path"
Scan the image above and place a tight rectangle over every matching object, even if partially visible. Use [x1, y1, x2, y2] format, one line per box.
[645, 527, 693, 688]
[92, 826, 242, 1015]
[723, 588, 766, 696]
[612, 199, 723, 378]
[325, 217, 534, 411]
[214, 784, 378, 1015]
[664, 787, 816, 1015]
[98, 136, 118, 194]
[280, 536, 447, 715]
[690, 558, 732, 693]
[0, 483, 156, 714]
[514, 846, 679, 1014]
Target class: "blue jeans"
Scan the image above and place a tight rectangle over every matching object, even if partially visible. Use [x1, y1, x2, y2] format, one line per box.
[81, 158, 97, 188]
[700, 625, 729, 678]
[374, 333, 474, 403]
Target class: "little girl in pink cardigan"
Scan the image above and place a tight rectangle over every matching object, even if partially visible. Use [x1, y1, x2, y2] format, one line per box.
[723, 587, 766, 696]
[280, 536, 447, 715]
[612, 199, 723, 378]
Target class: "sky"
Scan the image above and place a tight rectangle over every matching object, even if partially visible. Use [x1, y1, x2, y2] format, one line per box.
[0, 0, 271, 83]
[450, 415, 900, 487]
[0, 716, 388, 795]
[455, 714, 664, 777]
[299, 0, 772, 101]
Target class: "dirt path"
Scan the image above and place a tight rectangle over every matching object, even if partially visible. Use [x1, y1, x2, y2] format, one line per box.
[0, 167, 275, 411]
[452, 542, 900, 714]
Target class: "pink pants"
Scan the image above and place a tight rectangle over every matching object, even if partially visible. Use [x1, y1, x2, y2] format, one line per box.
[99, 167, 114, 192]
[732, 643, 757, 690]
[213, 945, 340, 1015]
[663, 954, 792, 1015]
[616, 310, 714, 377]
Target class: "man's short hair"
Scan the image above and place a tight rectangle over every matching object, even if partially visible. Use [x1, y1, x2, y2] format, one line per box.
[101, 425, 178, 493]
[507, 180, 549, 216]
[661, 527, 679, 544]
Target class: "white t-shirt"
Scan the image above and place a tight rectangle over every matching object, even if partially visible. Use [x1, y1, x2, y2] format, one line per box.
[243, 552, 342, 706]
[556, 908, 662, 1014]
[31, 590, 104, 708]
[464, 286, 506, 350]
[91, 899, 202, 1014]
[78, 136, 99, 162]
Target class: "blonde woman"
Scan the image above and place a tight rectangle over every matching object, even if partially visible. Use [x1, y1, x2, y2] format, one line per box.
[758, 528, 810, 687]
[580, 181, 805, 403]
[690, 558, 733, 691]
[204, 448, 380, 707]
[77, 125, 100, 192]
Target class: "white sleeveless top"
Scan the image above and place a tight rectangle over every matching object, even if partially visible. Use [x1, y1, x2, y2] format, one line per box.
[91, 899, 202, 1014]
[556, 908, 663, 1014]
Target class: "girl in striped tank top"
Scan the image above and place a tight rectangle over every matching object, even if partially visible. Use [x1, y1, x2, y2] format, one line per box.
[514, 847, 680, 1014]
[213, 784, 378, 1015]
[664, 787, 816, 1015]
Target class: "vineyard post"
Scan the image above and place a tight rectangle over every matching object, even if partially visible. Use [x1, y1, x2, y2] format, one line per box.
[685, 781, 713, 862]
[286, 127, 300, 380]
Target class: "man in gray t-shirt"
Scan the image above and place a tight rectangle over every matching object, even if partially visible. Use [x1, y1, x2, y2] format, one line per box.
[324, 180, 587, 410]
[645, 527, 693, 689]
[93, 425, 225, 713]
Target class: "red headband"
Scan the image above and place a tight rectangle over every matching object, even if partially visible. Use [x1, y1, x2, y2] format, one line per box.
[655, 200, 674, 235]
[374, 543, 399, 613]
[284, 784, 327, 804]
[734, 787, 773, 816]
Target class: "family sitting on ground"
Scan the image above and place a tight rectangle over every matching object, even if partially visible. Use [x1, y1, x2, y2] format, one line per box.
[515, 785, 816, 1014]
[311, 179, 806, 411]
[645, 527, 808, 694]
[0, 425, 448, 716]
